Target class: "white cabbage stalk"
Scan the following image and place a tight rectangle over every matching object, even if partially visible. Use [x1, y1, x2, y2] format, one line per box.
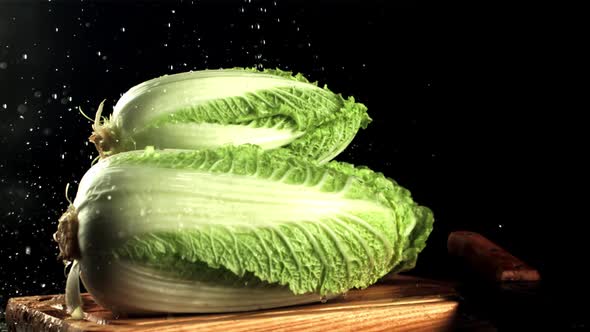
[54, 145, 433, 315]
[90, 68, 370, 164]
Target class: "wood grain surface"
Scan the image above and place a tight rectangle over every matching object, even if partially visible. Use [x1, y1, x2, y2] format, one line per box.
[448, 231, 541, 281]
[6, 274, 458, 332]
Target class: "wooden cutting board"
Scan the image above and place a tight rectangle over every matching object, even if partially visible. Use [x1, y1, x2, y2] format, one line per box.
[5, 274, 458, 332]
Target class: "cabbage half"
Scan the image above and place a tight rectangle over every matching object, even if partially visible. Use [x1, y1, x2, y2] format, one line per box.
[91, 68, 370, 164]
[55, 145, 433, 315]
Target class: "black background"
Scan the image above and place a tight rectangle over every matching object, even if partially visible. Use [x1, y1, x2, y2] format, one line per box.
[0, 1, 585, 329]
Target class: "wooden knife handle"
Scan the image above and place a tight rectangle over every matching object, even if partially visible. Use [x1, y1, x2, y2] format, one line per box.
[448, 231, 541, 281]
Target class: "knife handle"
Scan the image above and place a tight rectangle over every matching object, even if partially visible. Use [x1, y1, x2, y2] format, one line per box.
[448, 231, 541, 281]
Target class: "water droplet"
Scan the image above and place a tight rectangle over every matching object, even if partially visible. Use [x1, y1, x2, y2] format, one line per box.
[25, 246, 31, 255]
[22, 54, 28, 60]
[97, 51, 101, 56]
[2, 104, 6, 109]
[52, 93, 58, 100]
[167, 22, 171, 28]
[0, 62, 7, 69]
[34, 90, 42, 98]
[41, 283, 46, 288]
[120, 27, 126, 32]
[55, 27, 59, 32]
[498, 224, 503, 228]
[107, 195, 112, 200]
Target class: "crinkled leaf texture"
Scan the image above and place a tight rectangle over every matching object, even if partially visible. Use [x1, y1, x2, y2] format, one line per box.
[73, 145, 433, 313]
[102, 68, 370, 164]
